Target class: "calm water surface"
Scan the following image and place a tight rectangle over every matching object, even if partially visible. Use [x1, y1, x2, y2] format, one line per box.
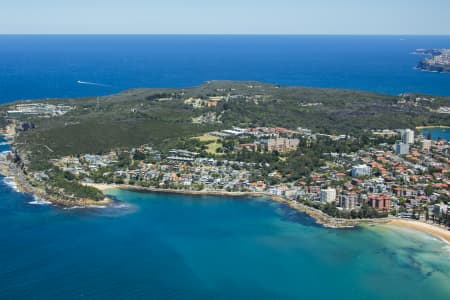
[421, 128, 450, 141]
[0, 185, 449, 299]
[1, 35, 450, 103]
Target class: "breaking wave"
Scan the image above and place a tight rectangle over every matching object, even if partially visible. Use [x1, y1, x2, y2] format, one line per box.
[28, 196, 52, 206]
[3, 177, 19, 192]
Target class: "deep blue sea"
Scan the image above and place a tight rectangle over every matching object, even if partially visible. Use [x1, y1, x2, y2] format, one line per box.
[1, 35, 450, 103]
[1, 36, 450, 299]
[421, 128, 450, 141]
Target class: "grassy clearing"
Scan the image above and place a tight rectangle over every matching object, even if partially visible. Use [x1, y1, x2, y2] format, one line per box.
[196, 134, 219, 142]
[206, 141, 223, 155]
[194, 134, 223, 155]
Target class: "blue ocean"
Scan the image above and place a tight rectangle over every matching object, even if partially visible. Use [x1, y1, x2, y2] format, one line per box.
[1, 35, 450, 103]
[1, 36, 450, 299]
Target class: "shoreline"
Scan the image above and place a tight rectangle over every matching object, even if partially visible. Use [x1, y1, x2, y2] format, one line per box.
[2, 166, 449, 242]
[387, 219, 450, 244]
[84, 182, 394, 228]
[0, 130, 113, 208]
[0, 154, 113, 209]
[87, 183, 450, 243]
[416, 65, 450, 74]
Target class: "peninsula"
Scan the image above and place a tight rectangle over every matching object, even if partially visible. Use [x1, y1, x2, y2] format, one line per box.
[416, 48, 450, 73]
[0, 81, 449, 231]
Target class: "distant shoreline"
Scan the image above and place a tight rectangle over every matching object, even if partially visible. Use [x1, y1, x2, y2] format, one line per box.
[416, 125, 450, 130]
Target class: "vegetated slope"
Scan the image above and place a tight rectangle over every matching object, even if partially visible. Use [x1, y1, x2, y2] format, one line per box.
[2, 81, 449, 170]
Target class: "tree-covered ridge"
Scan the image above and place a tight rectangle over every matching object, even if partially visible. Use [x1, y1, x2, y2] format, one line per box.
[1, 81, 449, 171]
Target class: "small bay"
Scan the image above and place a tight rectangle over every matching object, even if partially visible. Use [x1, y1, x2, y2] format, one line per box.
[421, 128, 450, 141]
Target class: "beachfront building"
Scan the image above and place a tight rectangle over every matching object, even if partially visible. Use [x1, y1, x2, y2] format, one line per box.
[433, 203, 448, 218]
[320, 188, 336, 203]
[402, 129, 415, 144]
[339, 193, 358, 210]
[351, 165, 371, 177]
[395, 142, 410, 155]
[366, 194, 391, 211]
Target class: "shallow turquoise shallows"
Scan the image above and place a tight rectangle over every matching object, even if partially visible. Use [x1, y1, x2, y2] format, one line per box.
[0, 184, 449, 300]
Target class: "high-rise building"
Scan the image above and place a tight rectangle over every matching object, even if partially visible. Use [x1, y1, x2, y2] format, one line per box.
[366, 194, 391, 211]
[339, 193, 358, 210]
[421, 139, 432, 151]
[320, 188, 336, 203]
[402, 129, 415, 144]
[395, 142, 409, 155]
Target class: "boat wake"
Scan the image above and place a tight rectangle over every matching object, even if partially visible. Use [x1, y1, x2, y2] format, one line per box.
[76, 80, 112, 87]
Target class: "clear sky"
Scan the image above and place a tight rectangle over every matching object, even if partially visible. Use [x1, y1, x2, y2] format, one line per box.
[1, 0, 449, 35]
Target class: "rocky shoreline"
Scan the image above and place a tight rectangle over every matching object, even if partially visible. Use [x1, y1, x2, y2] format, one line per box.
[0, 157, 112, 207]
[417, 60, 450, 73]
[0, 127, 112, 208]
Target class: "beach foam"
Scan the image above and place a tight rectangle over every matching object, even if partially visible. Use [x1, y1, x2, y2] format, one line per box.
[63, 205, 108, 210]
[88, 205, 108, 209]
[112, 203, 130, 209]
[63, 206, 84, 210]
[28, 195, 51, 206]
[3, 177, 19, 192]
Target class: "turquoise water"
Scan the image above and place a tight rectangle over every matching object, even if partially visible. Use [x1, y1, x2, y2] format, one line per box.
[0, 185, 449, 299]
[421, 128, 450, 141]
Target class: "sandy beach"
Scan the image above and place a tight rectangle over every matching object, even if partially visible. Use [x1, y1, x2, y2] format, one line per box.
[415, 125, 450, 130]
[85, 183, 119, 191]
[388, 219, 450, 243]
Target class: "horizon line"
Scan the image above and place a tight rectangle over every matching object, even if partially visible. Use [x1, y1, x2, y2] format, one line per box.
[1, 33, 450, 36]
